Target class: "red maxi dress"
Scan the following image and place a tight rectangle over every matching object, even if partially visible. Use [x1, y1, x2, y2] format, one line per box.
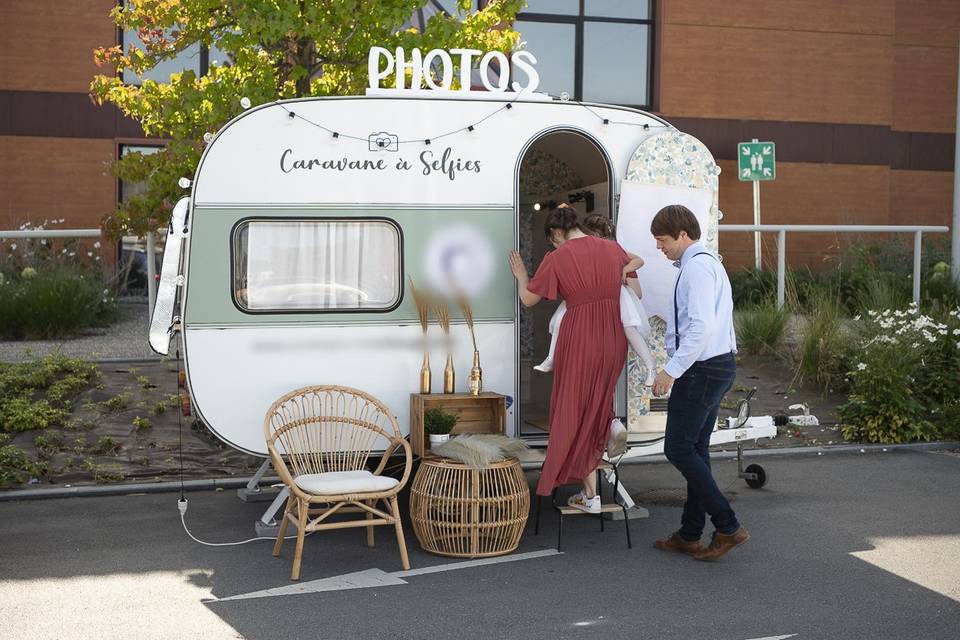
[527, 235, 632, 496]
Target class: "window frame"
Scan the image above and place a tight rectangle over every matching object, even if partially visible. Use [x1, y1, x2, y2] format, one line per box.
[516, 0, 657, 109]
[228, 216, 406, 315]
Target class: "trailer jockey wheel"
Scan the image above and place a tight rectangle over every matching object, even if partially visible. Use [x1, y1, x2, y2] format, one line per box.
[744, 464, 767, 489]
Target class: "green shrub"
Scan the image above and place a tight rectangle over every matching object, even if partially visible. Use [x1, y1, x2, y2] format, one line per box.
[103, 393, 130, 412]
[854, 272, 910, 315]
[838, 306, 957, 443]
[730, 268, 776, 308]
[81, 458, 125, 484]
[0, 354, 98, 434]
[95, 435, 119, 454]
[132, 416, 152, 431]
[34, 432, 64, 458]
[0, 397, 68, 432]
[795, 291, 849, 390]
[735, 300, 789, 355]
[0, 445, 41, 488]
[0, 266, 117, 339]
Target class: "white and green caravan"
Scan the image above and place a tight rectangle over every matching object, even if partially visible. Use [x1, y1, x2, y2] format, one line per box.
[150, 90, 774, 473]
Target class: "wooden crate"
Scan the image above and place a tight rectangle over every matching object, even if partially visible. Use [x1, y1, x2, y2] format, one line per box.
[410, 392, 507, 458]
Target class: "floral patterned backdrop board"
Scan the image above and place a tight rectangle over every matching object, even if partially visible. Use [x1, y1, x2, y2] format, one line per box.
[621, 130, 722, 425]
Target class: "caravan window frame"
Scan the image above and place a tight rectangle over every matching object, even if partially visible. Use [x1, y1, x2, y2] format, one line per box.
[229, 216, 405, 315]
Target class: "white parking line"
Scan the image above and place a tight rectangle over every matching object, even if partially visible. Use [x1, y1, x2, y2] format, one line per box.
[215, 549, 562, 601]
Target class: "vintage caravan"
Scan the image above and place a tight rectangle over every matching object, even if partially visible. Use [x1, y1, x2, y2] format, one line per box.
[150, 86, 772, 472]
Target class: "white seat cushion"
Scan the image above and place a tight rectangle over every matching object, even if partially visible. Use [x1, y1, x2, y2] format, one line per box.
[294, 470, 399, 496]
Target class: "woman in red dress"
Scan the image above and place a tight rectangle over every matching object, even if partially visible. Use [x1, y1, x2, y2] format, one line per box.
[508, 205, 633, 511]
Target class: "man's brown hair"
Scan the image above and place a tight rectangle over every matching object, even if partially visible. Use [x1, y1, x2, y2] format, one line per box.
[650, 204, 701, 240]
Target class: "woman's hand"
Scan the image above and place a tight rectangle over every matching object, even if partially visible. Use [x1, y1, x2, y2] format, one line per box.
[509, 251, 529, 286]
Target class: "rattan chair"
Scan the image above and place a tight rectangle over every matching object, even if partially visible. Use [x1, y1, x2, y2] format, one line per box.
[264, 385, 412, 580]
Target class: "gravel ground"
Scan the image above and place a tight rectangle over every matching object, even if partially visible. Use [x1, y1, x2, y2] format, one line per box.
[0, 299, 159, 363]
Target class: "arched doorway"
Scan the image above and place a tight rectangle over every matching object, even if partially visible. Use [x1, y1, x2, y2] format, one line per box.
[516, 130, 613, 440]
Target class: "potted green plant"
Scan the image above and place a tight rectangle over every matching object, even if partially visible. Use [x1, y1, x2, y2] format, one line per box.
[424, 408, 458, 446]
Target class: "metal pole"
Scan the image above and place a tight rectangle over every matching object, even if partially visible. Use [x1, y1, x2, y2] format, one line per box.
[777, 229, 786, 309]
[952, 35, 960, 283]
[752, 138, 761, 271]
[913, 230, 922, 305]
[146, 232, 157, 317]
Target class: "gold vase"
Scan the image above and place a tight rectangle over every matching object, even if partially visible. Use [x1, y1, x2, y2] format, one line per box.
[420, 353, 432, 394]
[443, 354, 455, 394]
[468, 350, 483, 396]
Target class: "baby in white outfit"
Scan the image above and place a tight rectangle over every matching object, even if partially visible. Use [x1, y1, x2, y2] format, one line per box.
[534, 214, 657, 386]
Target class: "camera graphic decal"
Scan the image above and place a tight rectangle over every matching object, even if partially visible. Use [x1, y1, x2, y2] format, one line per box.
[368, 131, 399, 152]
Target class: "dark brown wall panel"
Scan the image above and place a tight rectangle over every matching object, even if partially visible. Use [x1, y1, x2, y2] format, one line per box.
[893, 45, 959, 134]
[0, 1, 117, 93]
[895, 0, 960, 48]
[665, 0, 895, 36]
[660, 24, 893, 125]
[0, 136, 116, 232]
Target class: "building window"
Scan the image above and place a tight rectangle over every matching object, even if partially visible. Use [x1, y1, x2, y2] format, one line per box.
[119, 1, 210, 85]
[233, 219, 403, 313]
[516, 0, 654, 107]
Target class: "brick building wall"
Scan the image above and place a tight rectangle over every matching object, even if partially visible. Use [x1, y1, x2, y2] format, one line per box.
[0, 0, 957, 272]
[655, 0, 960, 267]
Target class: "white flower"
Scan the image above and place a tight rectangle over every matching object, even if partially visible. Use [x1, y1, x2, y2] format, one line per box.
[10, 243, 16, 250]
[953, 329, 960, 336]
[857, 363, 867, 371]
[68, 251, 75, 257]
[86, 251, 93, 258]
[93, 241, 101, 249]
[853, 315, 861, 321]
[40, 239, 46, 245]
[912, 342, 920, 348]
[58, 218, 65, 223]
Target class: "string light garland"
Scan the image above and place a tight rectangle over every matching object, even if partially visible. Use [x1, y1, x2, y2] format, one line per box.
[266, 91, 670, 149]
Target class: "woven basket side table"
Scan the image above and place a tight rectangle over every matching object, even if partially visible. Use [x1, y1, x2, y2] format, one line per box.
[410, 456, 530, 558]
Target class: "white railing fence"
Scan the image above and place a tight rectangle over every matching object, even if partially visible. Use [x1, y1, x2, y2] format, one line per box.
[718, 224, 951, 308]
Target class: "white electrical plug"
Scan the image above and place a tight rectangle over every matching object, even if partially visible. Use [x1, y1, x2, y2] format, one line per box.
[178, 498, 188, 515]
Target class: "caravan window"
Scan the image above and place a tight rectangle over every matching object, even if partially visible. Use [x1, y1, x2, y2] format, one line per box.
[232, 219, 402, 312]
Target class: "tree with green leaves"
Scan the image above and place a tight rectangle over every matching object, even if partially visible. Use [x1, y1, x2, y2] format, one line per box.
[91, 0, 524, 240]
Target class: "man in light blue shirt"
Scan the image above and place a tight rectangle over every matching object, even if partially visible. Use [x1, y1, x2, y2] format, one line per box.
[649, 204, 749, 561]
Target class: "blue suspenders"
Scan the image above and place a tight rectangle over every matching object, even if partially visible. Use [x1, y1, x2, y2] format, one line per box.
[673, 252, 717, 350]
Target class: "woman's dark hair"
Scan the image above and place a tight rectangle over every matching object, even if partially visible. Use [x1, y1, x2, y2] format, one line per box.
[581, 214, 614, 239]
[543, 203, 580, 239]
[650, 204, 701, 240]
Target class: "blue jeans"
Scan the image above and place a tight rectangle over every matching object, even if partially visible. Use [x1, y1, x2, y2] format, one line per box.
[664, 353, 739, 540]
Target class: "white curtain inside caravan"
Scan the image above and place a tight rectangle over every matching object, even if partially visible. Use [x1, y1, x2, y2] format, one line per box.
[234, 220, 401, 311]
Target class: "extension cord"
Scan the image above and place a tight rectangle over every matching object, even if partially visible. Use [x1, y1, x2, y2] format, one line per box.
[176, 497, 306, 547]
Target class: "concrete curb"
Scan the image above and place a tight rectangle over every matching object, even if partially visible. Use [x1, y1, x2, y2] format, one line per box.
[0, 476, 280, 502]
[2, 441, 957, 502]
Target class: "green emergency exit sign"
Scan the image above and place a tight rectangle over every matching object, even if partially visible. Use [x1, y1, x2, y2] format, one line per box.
[738, 141, 776, 181]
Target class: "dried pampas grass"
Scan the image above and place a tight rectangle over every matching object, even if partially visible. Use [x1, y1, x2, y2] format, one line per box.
[408, 276, 430, 333]
[435, 300, 451, 336]
[457, 296, 478, 351]
[431, 434, 528, 469]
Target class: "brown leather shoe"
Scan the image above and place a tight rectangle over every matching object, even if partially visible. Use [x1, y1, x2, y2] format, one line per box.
[693, 527, 750, 561]
[653, 532, 703, 556]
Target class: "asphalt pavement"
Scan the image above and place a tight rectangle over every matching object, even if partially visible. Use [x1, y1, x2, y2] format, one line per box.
[1, 449, 959, 640]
